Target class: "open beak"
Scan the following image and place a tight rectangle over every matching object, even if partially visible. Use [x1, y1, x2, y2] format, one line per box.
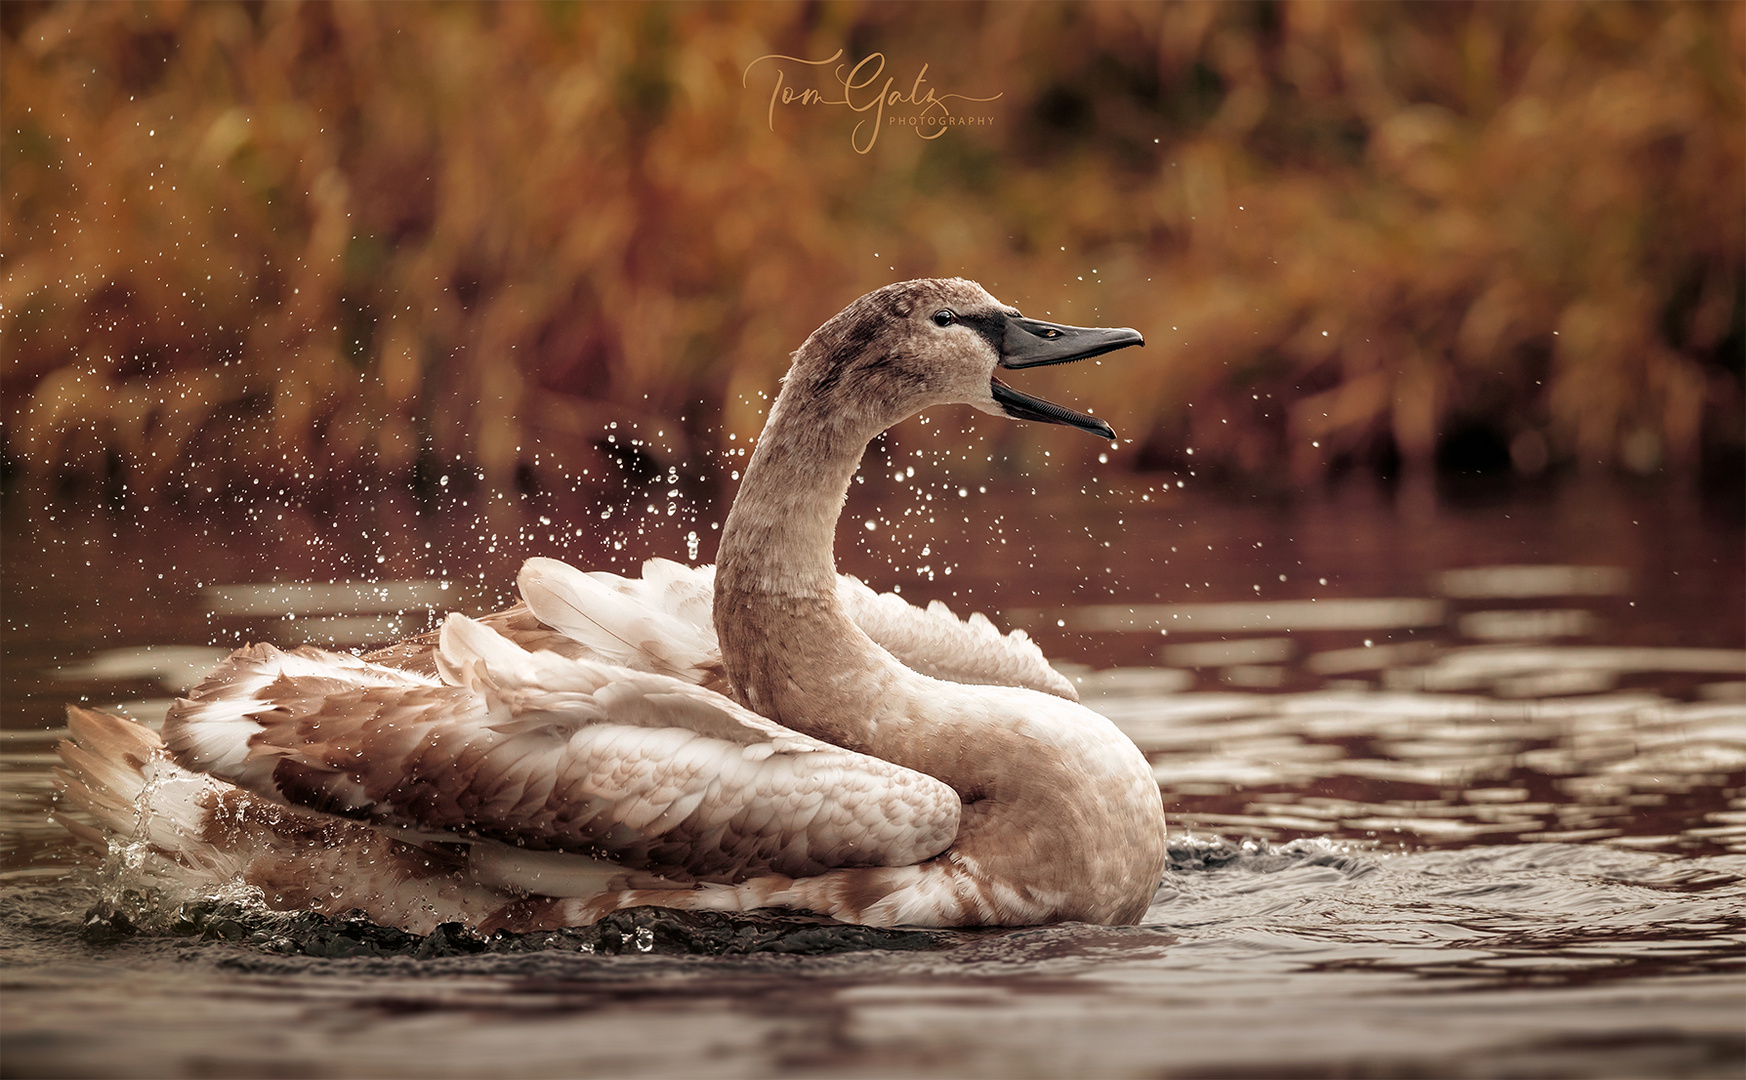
[991, 316, 1145, 440]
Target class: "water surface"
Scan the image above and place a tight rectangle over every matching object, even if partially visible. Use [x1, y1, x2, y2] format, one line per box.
[3, 472, 1742, 1078]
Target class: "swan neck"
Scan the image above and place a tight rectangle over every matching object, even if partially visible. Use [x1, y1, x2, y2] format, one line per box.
[716, 394, 873, 599]
[713, 389, 897, 735]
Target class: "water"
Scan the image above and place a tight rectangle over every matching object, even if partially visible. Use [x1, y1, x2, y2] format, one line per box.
[3, 469, 1743, 1078]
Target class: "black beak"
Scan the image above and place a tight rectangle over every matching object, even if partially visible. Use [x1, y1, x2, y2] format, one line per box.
[991, 316, 1144, 440]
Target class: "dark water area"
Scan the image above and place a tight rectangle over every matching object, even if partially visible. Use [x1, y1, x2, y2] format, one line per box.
[2, 465, 1743, 1078]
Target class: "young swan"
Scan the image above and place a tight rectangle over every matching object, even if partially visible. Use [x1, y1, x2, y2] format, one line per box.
[57, 278, 1167, 932]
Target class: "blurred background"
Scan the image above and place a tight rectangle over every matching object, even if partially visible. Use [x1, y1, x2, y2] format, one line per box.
[4, 18, 1744, 1072]
[3, 1, 1742, 496]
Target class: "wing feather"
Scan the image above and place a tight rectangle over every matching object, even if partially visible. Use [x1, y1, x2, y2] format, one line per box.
[365, 557, 1072, 701]
[162, 616, 961, 885]
[518, 557, 718, 682]
[834, 575, 1077, 700]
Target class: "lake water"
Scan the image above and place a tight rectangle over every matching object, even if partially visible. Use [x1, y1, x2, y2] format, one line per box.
[2, 466, 1743, 1079]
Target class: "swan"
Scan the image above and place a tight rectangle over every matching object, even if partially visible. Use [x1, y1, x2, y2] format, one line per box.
[55, 277, 1167, 933]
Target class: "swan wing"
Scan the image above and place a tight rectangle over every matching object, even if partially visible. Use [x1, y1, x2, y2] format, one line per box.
[360, 558, 720, 683]
[520, 556, 1077, 700]
[361, 601, 585, 677]
[517, 556, 719, 682]
[369, 556, 1074, 701]
[835, 576, 1078, 700]
[162, 616, 961, 884]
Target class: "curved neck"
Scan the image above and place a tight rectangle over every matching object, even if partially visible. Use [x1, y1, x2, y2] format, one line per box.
[709, 372, 1050, 811]
[715, 393, 870, 601]
[713, 386, 898, 746]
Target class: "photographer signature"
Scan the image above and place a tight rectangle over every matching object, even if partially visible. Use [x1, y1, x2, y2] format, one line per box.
[744, 50, 1002, 154]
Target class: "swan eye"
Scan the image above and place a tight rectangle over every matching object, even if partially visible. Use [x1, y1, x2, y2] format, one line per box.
[932, 310, 956, 327]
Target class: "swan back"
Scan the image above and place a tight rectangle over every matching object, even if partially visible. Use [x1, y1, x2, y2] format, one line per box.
[160, 615, 964, 884]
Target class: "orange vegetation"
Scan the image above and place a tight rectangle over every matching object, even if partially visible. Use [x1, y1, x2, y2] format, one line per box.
[3, 2, 1741, 494]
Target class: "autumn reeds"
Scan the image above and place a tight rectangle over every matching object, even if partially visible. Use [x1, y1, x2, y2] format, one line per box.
[3, 2, 1740, 495]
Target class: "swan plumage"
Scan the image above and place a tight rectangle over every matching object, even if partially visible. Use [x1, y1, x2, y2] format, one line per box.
[360, 557, 1075, 699]
[55, 277, 1167, 932]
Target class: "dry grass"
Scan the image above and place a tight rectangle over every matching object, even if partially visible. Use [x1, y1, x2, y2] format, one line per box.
[3, 1, 1741, 494]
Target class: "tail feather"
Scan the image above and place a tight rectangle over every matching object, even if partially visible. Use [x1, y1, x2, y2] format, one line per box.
[56, 706, 163, 839]
[53, 706, 535, 934]
[58, 708, 240, 872]
[49, 808, 109, 849]
[66, 703, 162, 766]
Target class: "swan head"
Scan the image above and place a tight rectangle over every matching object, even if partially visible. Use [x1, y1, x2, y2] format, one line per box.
[790, 278, 1144, 440]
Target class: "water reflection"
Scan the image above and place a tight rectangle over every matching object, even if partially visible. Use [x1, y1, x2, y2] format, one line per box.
[1020, 596, 1449, 633]
[1436, 564, 1632, 599]
[2, 838, 1740, 1079]
[203, 580, 461, 647]
[52, 645, 233, 692]
[2, 475, 1742, 1078]
[1109, 688, 1744, 852]
[202, 581, 456, 616]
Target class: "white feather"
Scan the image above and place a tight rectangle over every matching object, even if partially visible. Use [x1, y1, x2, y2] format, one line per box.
[516, 556, 1075, 701]
[519, 557, 716, 679]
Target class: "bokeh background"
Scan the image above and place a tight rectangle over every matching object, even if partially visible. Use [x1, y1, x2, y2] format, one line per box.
[4, 18, 1745, 1076]
[4, 1, 1742, 497]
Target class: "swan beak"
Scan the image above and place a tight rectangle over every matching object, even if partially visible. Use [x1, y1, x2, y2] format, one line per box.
[992, 317, 1145, 439]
